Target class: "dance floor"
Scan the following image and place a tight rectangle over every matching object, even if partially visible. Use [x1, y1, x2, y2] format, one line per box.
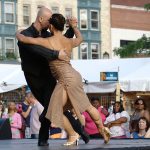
[0, 139, 150, 150]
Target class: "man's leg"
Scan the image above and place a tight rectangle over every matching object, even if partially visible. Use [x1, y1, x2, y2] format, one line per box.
[24, 72, 56, 146]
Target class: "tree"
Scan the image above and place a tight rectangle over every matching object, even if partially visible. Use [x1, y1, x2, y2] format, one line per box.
[144, 3, 150, 11]
[113, 35, 150, 58]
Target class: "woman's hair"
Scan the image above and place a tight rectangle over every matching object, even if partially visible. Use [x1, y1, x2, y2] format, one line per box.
[113, 102, 124, 114]
[8, 102, 17, 113]
[90, 97, 100, 103]
[134, 98, 146, 109]
[49, 13, 66, 31]
[136, 117, 149, 133]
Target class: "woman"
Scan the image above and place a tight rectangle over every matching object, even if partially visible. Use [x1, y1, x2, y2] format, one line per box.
[131, 117, 149, 139]
[16, 13, 110, 145]
[130, 98, 150, 133]
[82, 97, 107, 138]
[104, 102, 130, 138]
[2, 102, 22, 139]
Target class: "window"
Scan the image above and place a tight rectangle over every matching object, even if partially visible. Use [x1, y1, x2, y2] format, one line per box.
[23, 5, 30, 26]
[120, 40, 134, 47]
[0, 1, 1, 23]
[65, 8, 72, 18]
[4, 2, 15, 23]
[91, 43, 99, 59]
[90, 10, 99, 30]
[51, 7, 59, 13]
[5, 38, 15, 57]
[80, 9, 88, 29]
[80, 43, 88, 59]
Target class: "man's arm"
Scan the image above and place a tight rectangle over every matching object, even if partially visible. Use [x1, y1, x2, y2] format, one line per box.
[63, 17, 79, 38]
[18, 42, 59, 61]
[64, 27, 74, 38]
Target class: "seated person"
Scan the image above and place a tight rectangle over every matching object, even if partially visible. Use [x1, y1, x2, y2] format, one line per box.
[131, 117, 149, 139]
[49, 127, 62, 139]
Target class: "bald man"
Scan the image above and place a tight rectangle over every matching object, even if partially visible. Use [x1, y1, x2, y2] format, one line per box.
[17, 7, 75, 146]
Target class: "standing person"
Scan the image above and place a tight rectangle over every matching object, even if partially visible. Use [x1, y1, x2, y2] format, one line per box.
[16, 13, 111, 145]
[17, 7, 75, 146]
[29, 93, 44, 139]
[21, 88, 33, 138]
[2, 102, 22, 139]
[130, 98, 150, 133]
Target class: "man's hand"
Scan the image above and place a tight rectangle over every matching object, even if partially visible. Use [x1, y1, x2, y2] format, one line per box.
[58, 50, 69, 61]
[68, 17, 78, 29]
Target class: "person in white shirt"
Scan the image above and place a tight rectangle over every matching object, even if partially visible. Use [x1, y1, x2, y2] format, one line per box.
[104, 102, 130, 138]
[29, 93, 44, 139]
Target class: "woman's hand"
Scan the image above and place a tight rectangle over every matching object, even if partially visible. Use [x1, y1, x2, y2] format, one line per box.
[16, 29, 24, 41]
[68, 17, 78, 29]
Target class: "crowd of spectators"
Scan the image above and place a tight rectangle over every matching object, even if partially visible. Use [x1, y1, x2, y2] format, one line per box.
[0, 93, 150, 140]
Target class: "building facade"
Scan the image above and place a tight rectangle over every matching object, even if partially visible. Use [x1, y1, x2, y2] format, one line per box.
[101, 0, 111, 59]
[0, 0, 18, 60]
[111, 0, 150, 58]
[17, 0, 78, 59]
[77, 0, 101, 60]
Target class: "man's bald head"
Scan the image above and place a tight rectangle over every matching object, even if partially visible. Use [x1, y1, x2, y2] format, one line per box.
[36, 7, 52, 30]
[37, 7, 52, 19]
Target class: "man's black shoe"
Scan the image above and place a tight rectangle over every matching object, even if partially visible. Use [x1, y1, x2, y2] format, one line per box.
[38, 140, 49, 146]
[80, 128, 90, 144]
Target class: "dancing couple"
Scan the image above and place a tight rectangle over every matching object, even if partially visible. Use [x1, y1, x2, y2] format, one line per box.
[17, 7, 111, 146]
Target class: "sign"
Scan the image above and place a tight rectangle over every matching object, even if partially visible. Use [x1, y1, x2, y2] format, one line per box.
[100, 72, 118, 81]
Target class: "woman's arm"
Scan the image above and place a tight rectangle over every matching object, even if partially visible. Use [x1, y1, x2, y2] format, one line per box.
[70, 27, 83, 48]
[16, 31, 50, 49]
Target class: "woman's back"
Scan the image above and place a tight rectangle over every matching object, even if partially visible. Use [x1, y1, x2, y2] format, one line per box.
[47, 35, 72, 57]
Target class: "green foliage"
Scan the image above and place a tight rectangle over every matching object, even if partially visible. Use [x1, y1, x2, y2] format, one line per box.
[6, 52, 17, 59]
[113, 35, 150, 58]
[144, 3, 150, 11]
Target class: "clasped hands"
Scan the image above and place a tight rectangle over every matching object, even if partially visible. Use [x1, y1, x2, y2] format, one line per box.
[66, 17, 78, 29]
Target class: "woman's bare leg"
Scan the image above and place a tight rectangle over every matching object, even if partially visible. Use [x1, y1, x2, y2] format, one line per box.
[86, 104, 110, 143]
[62, 89, 79, 142]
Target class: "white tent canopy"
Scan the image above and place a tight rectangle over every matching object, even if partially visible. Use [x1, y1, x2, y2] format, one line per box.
[0, 64, 26, 93]
[0, 58, 150, 93]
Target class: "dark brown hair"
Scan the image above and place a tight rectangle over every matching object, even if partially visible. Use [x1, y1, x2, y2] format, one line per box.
[49, 13, 66, 31]
[137, 117, 149, 132]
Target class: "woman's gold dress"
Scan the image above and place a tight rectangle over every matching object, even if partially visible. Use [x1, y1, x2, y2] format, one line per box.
[46, 53, 91, 129]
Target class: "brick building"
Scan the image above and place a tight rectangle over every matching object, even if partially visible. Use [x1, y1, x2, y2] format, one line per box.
[111, 0, 150, 58]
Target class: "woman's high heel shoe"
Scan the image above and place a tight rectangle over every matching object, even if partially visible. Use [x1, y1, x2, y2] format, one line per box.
[100, 127, 111, 144]
[63, 134, 80, 146]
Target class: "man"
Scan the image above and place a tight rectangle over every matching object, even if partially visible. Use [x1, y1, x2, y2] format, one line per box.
[21, 87, 33, 138]
[28, 93, 44, 139]
[17, 7, 75, 146]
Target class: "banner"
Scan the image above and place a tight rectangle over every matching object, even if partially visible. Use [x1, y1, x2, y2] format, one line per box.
[100, 72, 118, 81]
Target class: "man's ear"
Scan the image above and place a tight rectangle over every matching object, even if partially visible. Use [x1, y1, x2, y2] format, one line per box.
[39, 17, 43, 23]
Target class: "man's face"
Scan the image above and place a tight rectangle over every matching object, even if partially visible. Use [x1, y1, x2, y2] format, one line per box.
[40, 12, 52, 30]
